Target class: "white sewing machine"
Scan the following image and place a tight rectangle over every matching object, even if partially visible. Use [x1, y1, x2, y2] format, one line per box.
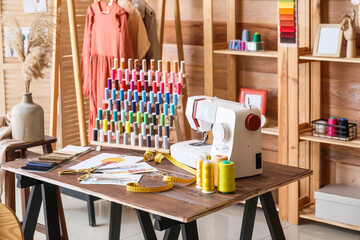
[171, 96, 263, 178]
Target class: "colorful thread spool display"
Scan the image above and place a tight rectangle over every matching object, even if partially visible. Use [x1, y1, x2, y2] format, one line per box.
[218, 160, 236, 194]
[202, 160, 215, 194]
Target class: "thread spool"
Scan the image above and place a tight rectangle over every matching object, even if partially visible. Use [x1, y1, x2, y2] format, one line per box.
[158, 125, 162, 137]
[165, 93, 170, 104]
[111, 68, 116, 80]
[168, 82, 173, 95]
[98, 108, 103, 120]
[328, 117, 338, 137]
[158, 60, 162, 72]
[178, 72, 183, 84]
[108, 130, 112, 143]
[134, 59, 139, 70]
[144, 81, 149, 92]
[142, 91, 147, 102]
[108, 78, 112, 90]
[124, 101, 129, 113]
[155, 135, 159, 148]
[147, 102, 152, 114]
[157, 92, 162, 104]
[165, 125, 170, 138]
[128, 59, 133, 70]
[134, 122, 139, 135]
[103, 119, 108, 132]
[202, 160, 215, 194]
[121, 110, 126, 123]
[146, 134, 151, 147]
[171, 72, 176, 83]
[144, 113, 149, 125]
[150, 91, 155, 104]
[142, 59, 147, 72]
[156, 71, 160, 84]
[137, 112, 142, 125]
[111, 120, 115, 132]
[121, 58, 125, 70]
[169, 114, 174, 127]
[163, 136, 169, 149]
[196, 156, 205, 189]
[132, 70, 137, 82]
[155, 102, 160, 115]
[161, 114, 165, 126]
[131, 132, 136, 146]
[94, 129, 98, 141]
[111, 89, 116, 101]
[140, 71, 145, 82]
[218, 161, 236, 194]
[108, 99, 113, 111]
[142, 122, 147, 135]
[120, 89, 125, 101]
[106, 110, 111, 121]
[116, 131, 120, 144]
[160, 82, 165, 94]
[125, 70, 130, 83]
[96, 118, 100, 129]
[152, 113, 157, 125]
[130, 80, 135, 92]
[150, 59, 155, 71]
[113, 110, 118, 121]
[100, 130, 104, 143]
[173, 94, 178, 106]
[116, 99, 121, 112]
[118, 121, 123, 134]
[132, 101, 137, 113]
[148, 70, 153, 84]
[134, 90, 139, 102]
[123, 132, 129, 144]
[117, 69, 122, 81]
[126, 122, 131, 134]
[150, 123, 155, 136]
[170, 104, 175, 116]
[177, 82, 181, 95]
[127, 90, 132, 102]
[139, 133, 143, 147]
[105, 88, 109, 100]
[140, 101, 144, 113]
[253, 32, 261, 42]
[129, 111, 133, 123]
[164, 103, 168, 116]
[166, 61, 171, 73]
[173, 61, 179, 73]
[242, 29, 250, 42]
[153, 82, 157, 94]
[213, 155, 228, 187]
[338, 118, 349, 138]
[315, 120, 327, 135]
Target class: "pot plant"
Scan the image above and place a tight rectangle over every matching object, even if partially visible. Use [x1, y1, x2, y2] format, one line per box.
[3, 13, 56, 142]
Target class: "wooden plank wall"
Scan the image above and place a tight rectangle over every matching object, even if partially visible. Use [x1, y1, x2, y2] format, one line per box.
[0, 0, 54, 134]
[320, 0, 360, 187]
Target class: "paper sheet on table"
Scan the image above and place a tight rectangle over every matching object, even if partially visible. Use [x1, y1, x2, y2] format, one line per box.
[99, 162, 158, 174]
[55, 145, 91, 156]
[80, 173, 141, 186]
[69, 153, 142, 170]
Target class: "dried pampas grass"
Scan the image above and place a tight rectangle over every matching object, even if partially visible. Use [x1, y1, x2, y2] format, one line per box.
[2, 12, 58, 93]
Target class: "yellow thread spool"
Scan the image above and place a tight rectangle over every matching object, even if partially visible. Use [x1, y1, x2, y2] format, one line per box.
[125, 122, 131, 135]
[103, 119, 108, 132]
[213, 155, 228, 187]
[218, 160, 235, 194]
[196, 156, 204, 189]
[114, 58, 119, 69]
[202, 160, 215, 194]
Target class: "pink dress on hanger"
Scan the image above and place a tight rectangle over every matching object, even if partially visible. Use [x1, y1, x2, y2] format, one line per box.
[82, 1, 134, 141]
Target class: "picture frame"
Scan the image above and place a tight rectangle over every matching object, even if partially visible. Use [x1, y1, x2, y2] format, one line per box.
[239, 88, 268, 115]
[313, 24, 343, 57]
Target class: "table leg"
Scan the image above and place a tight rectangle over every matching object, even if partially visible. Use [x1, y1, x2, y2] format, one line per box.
[4, 171, 15, 211]
[240, 196, 258, 240]
[136, 209, 157, 240]
[180, 221, 199, 240]
[42, 142, 54, 154]
[163, 225, 181, 240]
[42, 182, 61, 239]
[21, 187, 30, 219]
[259, 192, 285, 240]
[109, 202, 122, 240]
[22, 185, 42, 240]
[87, 195, 97, 227]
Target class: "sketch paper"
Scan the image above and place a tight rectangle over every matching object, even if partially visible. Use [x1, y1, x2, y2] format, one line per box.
[99, 162, 158, 174]
[80, 173, 141, 186]
[23, 0, 47, 13]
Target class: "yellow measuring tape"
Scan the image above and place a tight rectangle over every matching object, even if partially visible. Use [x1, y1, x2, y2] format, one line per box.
[126, 150, 196, 193]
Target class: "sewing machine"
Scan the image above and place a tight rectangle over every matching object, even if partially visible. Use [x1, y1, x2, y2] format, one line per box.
[171, 96, 263, 178]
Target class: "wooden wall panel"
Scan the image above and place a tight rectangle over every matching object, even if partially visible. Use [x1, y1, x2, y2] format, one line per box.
[1, 0, 54, 135]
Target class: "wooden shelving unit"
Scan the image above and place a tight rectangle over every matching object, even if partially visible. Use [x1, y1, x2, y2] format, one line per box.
[299, 205, 360, 232]
[299, 54, 360, 64]
[300, 132, 360, 149]
[261, 126, 279, 136]
[214, 49, 278, 58]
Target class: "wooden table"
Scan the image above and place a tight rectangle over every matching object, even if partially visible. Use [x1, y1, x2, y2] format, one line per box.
[1, 147, 312, 240]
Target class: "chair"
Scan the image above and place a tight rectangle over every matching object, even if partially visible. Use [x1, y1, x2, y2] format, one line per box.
[0, 203, 24, 240]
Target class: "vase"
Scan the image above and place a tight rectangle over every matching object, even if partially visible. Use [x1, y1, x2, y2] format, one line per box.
[11, 92, 44, 142]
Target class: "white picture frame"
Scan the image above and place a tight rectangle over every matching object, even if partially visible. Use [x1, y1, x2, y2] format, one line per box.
[313, 24, 343, 57]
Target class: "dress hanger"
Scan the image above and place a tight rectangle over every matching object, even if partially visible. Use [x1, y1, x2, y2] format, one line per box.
[95, 0, 117, 14]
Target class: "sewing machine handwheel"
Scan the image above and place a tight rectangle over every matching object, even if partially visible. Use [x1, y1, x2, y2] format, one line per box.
[245, 114, 261, 131]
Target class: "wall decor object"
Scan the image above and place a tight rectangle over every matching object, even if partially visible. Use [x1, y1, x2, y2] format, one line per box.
[313, 24, 343, 57]
[340, 8, 357, 58]
[278, 0, 297, 45]
[23, 0, 47, 13]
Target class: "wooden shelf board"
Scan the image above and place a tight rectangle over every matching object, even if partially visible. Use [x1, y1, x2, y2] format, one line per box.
[299, 205, 360, 232]
[299, 54, 360, 64]
[299, 132, 360, 149]
[213, 49, 278, 58]
[261, 126, 279, 136]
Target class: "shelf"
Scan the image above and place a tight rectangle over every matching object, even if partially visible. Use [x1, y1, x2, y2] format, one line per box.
[213, 49, 278, 58]
[299, 132, 360, 149]
[261, 126, 279, 136]
[299, 54, 360, 64]
[300, 205, 360, 232]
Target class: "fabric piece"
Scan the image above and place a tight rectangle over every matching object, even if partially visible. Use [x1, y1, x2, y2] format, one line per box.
[279, 8, 294, 14]
[279, 14, 294, 20]
[132, 0, 160, 63]
[81, 2, 134, 141]
[280, 32, 295, 38]
[132, 0, 145, 19]
[280, 38, 296, 43]
[280, 26, 295, 33]
[118, 0, 150, 60]
[0, 114, 23, 200]
[280, 20, 295, 26]
[278, 2, 294, 8]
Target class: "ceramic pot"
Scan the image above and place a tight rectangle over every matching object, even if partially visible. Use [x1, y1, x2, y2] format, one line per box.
[11, 92, 44, 142]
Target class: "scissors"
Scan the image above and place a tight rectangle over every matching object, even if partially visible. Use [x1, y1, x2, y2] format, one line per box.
[58, 161, 114, 181]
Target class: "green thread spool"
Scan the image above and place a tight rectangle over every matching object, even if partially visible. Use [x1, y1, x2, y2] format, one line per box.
[129, 111, 134, 123]
[253, 32, 261, 42]
[161, 114, 165, 126]
[150, 123, 154, 136]
[137, 112, 141, 125]
[218, 160, 235, 194]
[111, 120, 115, 132]
[106, 110, 111, 121]
[121, 110, 126, 123]
[169, 114, 174, 127]
[152, 113, 157, 125]
[144, 113, 149, 125]
[96, 118, 100, 130]
[118, 121, 123, 134]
